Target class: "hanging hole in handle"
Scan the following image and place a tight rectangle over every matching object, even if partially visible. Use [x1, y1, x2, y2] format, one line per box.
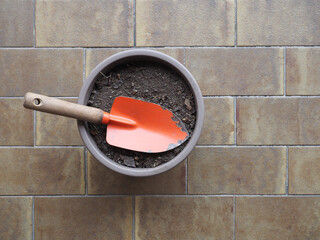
[33, 98, 42, 106]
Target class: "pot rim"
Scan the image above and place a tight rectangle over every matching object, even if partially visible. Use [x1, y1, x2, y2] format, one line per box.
[78, 49, 204, 177]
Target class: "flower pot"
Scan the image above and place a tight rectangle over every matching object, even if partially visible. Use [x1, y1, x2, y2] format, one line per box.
[78, 49, 204, 177]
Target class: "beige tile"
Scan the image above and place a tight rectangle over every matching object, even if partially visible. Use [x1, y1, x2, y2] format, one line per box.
[238, 0, 320, 46]
[198, 98, 234, 145]
[136, 196, 233, 240]
[289, 147, 320, 194]
[88, 153, 185, 195]
[0, 197, 32, 240]
[85, 48, 184, 77]
[0, 0, 33, 46]
[287, 48, 320, 95]
[0, 49, 83, 96]
[0, 148, 84, 195]
[188, 147, 286, 194]
[185, 48, 284, 95]
[0, 99, 33, 145]
[86, 48, 129, 77]
[236, 197, 320, 240]
[35, 197, 132, 240]
[36, 0, 134, 47]
[136, 0, 234, 46]
[36, 98, 83, 146]
[237, 98, 320, 145]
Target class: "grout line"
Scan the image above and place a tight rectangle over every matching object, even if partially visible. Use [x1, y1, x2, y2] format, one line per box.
[0, 47, 84, 50]
[132, 196, 135, 240]
[133, 0, 136, 47]
[234, 0, 237, 46]
[0, 146, 84, 148]
[83, 49, 86, 82]
[32, 196, 35, 240]
[33, 111, 36, 146]
[1, 194, 320, 197]
[196, 145, 285, 148]
[286, 147, 289, 195]
[0, 96, 78, 99]
[1, 46, 320, 50]
[195, 145, 320, 148]
[185, 157, 188, 194]
[284, 48, 287, 96]
[0, 195, 135, 197]
[183, 48, 186, 66]
[0, 96, 24, 99]
[234, 98, 237, 145]
[182, 45, 320, 48]
[33, 0, 36, 47]
[84, 148, 88, 195]
[233, 196, 236, 240]
[203, 95, 320, 98]
[82, 46, 185, 50]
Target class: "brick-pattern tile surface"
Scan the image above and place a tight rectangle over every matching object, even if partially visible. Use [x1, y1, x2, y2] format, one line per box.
[0, 197, 32, 240]
[236, 197, 320, 240]
[2, 0, 320, 239]
[188, 147, 286, 194]
[238, 0, 320, 46]
[135, 197, 233, 240]
[289, 147, 320, 194]
[0, 0, 33, 47]
[0, 148, 84, 195]
[88, 153, 186, 195]
[36, 0, 134, 47]
[36, 98, 83, 146]
[237, 98, 320, 145]
[136, 0, 234, 46]
[287, 48, 320, 95]
[35, 197, 132, 240]
[186, 48, 284, 95]
[0, 49, 83, 96]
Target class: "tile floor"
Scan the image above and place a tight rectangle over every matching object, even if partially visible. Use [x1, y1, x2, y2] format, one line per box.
[0, 0, 320, 239]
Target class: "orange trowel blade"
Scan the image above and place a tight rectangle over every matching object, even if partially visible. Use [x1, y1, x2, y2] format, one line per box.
[106, 96, 189, 153]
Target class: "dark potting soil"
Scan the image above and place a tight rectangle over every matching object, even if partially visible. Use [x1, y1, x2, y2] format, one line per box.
[87, 61, 196, 168]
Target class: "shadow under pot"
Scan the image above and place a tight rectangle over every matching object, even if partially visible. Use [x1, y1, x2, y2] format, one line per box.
[78, 49, 204, 177]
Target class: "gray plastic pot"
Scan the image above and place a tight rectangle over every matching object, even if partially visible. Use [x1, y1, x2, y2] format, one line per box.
[78, 49, 204, 177]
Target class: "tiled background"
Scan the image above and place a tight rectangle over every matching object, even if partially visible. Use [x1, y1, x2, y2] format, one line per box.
[0, 0, 320, 239]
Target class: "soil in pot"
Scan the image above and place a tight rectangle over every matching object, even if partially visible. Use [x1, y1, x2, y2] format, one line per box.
[87, 61, 196, 168]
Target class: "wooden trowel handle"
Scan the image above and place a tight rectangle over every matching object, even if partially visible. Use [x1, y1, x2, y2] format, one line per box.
[23, 92, 106, 124]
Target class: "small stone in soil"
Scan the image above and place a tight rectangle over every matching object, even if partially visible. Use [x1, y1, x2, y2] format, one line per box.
[90, 130, 98, 136]
[184, 98, 192, 111]
[114, 154, 121, 162]
[182, 117, 190, 123]
[123, 156, 136, 168]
